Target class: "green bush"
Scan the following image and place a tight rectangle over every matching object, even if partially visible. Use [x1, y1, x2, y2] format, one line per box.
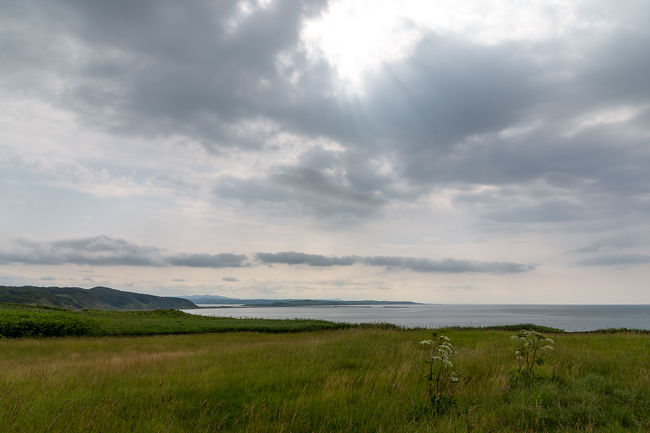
[0, 310, 98, 337]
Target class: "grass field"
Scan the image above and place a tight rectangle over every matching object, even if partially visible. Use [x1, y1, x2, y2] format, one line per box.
[1, 326, 648, 432]
[0, 303, 348, 337]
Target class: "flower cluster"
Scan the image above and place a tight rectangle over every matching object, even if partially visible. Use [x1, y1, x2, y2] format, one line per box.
[511, 330, 554, 375]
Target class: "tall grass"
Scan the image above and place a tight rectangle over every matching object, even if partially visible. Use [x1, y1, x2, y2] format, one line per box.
[0, 328, 647, 432]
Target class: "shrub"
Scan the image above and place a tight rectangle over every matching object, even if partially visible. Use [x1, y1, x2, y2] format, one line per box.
[0, 310, 98, 337]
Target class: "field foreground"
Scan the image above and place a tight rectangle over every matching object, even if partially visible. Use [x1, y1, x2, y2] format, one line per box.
[1, 328, 648, 432]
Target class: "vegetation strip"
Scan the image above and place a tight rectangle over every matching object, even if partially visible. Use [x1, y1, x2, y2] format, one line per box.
[0, 303, 348, 338]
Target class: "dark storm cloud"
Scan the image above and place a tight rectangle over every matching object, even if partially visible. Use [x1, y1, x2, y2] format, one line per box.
[0, 236, 248, 268]
[255, 252, 534, 274]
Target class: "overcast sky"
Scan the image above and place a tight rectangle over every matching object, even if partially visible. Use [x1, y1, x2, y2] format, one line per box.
[1, 0, 649, 303]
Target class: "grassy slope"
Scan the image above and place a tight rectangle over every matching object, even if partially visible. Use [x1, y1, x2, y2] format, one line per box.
[0, 303, 348, 337]
[0, 286, 196, 310]
[0, 328, 648, 433]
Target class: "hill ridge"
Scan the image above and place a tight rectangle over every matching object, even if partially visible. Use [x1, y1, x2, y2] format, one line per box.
[0, 285, 196, 310]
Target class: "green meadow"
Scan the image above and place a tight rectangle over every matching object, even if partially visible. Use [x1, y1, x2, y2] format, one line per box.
[0, 303, 348, 337]
[1, 312, 648, 433]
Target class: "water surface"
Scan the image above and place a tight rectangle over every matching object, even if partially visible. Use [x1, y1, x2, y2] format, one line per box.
[184, 304, 650, 332]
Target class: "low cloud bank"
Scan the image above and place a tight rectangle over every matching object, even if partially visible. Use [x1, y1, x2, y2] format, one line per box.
[0, 236, 534, 274]
[255, 252, 358, 267]
[0, 236, 248, 268]
[255, 252, 534, 274]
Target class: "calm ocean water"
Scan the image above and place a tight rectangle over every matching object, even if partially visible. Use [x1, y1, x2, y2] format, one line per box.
[184, 304, 650, 332]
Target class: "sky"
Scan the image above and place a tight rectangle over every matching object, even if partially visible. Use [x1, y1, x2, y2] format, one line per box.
[1, 0, 649, 303]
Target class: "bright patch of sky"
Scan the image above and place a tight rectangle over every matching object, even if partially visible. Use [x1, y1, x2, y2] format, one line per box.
[302, 0, 590, 91]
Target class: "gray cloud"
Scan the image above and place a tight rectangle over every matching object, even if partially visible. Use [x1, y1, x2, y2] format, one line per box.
[363, 35, 538, 159]
[222, 277, 238, 282]
[570, 238, 637, 254]
[256, 252, 358, 267]
[2, 236, 165, 266]
[361, 256, 534, 274]
[443, 285, 475, 291]
[216, 147, 407, 219]
[3, 0, 650, 231]
[255, 252, 534, 274]
[0, 0, 334, 149]
[0, 236, 532, 274]
[0, 236, 248, 268]
[216, 25, 649, 229]
[577, 254, 650, 267]
[167, 253, 248, 268]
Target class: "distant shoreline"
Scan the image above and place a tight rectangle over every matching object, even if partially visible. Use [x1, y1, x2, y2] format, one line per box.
[183, 297, 421, 308]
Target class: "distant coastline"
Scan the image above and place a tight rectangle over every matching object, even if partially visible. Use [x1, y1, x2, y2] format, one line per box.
[183, 294, 419, 308]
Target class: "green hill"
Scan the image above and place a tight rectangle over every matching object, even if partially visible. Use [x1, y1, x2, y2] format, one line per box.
[0, 286, 196, 310]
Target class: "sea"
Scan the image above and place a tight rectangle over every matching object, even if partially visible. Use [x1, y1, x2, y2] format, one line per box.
[184, 304, 650, 332]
